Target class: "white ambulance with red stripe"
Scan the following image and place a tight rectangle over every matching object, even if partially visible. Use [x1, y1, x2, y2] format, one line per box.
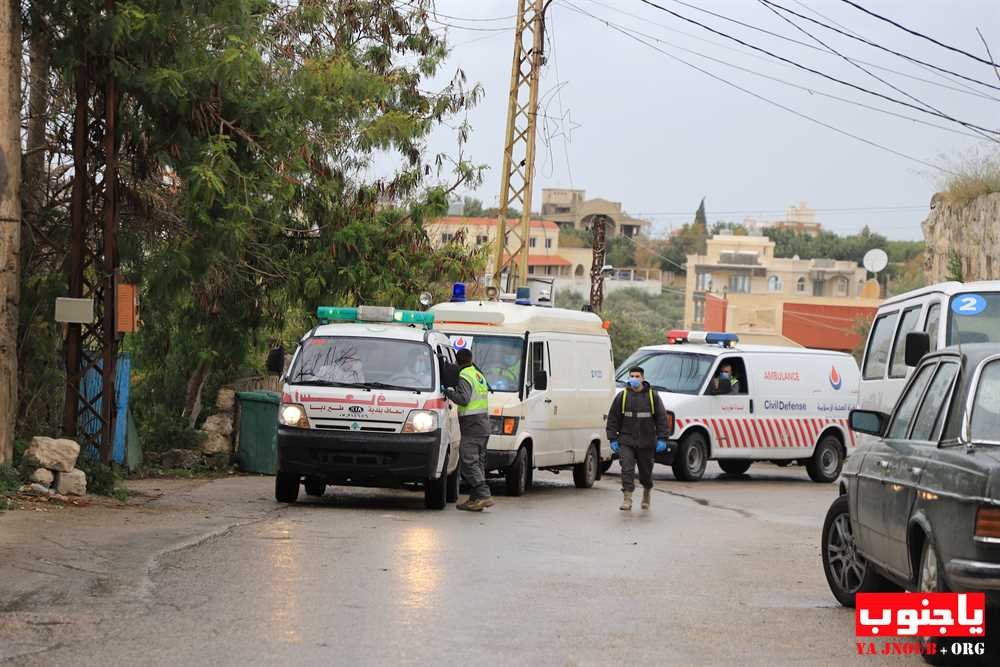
[616, 330, 861, 483]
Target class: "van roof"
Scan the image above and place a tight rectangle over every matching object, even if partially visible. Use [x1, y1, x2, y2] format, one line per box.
[308, 322, 442, 344]
[637, 343, 854, 358]
[431, 301, 608, 336]
[878, 280, 1000, 308]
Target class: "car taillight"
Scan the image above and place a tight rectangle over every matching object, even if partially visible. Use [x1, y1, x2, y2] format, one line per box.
[974, 506, 1000, 540]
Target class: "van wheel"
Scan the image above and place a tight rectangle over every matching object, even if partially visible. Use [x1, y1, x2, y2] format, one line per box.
[807, 436, 844, 483]
[718, 460, 751, 475]
[275, 472, 300, 503]
[446, 460, 459, 504]
[304, 478, 325, 497]
[672, 432, 707, 481]
[505, 446, 529, 496]
[822, 494, 889, 607]
[573, 444, 599, 489]
[424, 460, 448, 510]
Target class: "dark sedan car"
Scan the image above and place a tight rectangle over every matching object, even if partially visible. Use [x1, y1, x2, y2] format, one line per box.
[822, 343, 1000, 621]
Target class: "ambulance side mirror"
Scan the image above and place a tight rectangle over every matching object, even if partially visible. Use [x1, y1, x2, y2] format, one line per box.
[533, 370, 548, 391]
[266, 347, 285, 375]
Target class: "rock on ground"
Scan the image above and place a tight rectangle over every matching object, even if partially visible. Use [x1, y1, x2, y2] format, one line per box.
[160, 449, 201, 469]
[22, 437, 81, 473]
[216, 388, 236, 412]
[28, 468, 54, 487]
[55, 469, 87, 496]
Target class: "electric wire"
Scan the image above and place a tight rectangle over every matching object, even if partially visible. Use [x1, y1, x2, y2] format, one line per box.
[636, 0, 1000, 138]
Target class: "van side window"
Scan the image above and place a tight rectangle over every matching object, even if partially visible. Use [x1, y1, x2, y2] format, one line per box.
[886, 363, 935, 439]
[924, 303, 941, 351]
[706, 357, 747, 395]
[889, 307, 922, 378]
[863, 312, 899, 381]
[528, 341, 546, 390]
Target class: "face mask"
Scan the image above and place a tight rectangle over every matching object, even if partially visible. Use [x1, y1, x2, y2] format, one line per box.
[504, 356, 517, 366]
[719, 372, 731, 381]
[627, 378, 642, 389]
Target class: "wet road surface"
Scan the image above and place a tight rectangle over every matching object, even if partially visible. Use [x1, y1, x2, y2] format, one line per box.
[2, 464, 921, 665]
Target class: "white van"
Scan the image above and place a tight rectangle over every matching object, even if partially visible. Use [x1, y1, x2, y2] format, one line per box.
[268, 305, 461, 509]
[430, 295, 616, 495]
[617, 331, 861, 483]
[859, 281, 1000, 414]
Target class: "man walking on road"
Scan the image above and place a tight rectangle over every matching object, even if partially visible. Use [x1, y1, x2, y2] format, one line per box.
[445, 348, 495, 512]
[606, 367, 669, 511]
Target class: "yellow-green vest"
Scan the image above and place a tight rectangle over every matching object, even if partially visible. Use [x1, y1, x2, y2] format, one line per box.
[458, 366, 489, 417]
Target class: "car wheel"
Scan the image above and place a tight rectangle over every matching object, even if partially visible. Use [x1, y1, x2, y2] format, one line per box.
[304, 478, 325, 497]
[573, 444, 598, 489]
[807, 436, 844, 483]
[275, 472, 300, 503]
[821, 494, 889, 607]
[424, 459, 448, 510]
[718, 459, 752, 475]
[505, 446, 529, 496]
[446, 455, 459, 504]
[671, 432, 707, 481]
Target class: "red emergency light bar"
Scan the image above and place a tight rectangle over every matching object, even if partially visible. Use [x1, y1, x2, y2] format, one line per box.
[667, 330, 739, 347]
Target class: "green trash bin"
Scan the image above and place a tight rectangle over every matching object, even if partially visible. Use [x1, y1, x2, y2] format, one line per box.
[236, 391, 280, 475]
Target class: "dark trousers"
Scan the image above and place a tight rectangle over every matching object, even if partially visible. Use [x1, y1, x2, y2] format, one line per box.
[620, 444, 654, 492]
[459, 435, 491, 500]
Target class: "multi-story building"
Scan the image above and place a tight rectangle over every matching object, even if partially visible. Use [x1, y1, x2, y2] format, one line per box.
[540, 188, 650, 238]
[742, 202, 823, 237]
[684, 234, 873, 350]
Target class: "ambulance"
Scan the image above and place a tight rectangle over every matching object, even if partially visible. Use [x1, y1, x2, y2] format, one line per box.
[617, 330, 861, 483]
[267, 305, 461, 509]
[430, 285, 616, 496]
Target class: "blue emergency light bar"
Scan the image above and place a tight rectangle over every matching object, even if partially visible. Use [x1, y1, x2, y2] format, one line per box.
[667, 330, 739, 347]
[451, 283, 467, 302]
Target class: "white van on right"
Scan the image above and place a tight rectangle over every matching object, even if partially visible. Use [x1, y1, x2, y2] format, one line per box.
[858, 281, 1000, 415]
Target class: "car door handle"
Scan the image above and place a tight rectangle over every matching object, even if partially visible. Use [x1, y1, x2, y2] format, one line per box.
[910, 467, 922, 476]
[544, 399, 553, 404]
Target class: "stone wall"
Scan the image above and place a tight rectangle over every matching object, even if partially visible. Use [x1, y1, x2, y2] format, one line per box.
[923, 192, 1000, 282]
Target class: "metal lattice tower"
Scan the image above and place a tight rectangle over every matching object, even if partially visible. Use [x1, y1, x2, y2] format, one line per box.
[491, 0, 548, 292]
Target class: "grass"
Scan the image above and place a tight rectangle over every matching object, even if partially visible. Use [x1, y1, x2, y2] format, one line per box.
[939, 146, 1000, 204]
[0, 465, 21, 495]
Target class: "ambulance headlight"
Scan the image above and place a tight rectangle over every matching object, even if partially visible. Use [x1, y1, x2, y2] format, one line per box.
[279, 403, 309, 428]
[403, 410, 438, 433]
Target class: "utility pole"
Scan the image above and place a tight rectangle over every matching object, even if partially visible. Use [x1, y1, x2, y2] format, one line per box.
[491, 0, 548, 292]
[0, 0, 22, 465]
[589, 216, 609, 312]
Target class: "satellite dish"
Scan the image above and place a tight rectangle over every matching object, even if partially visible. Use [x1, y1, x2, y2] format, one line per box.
[863, 248, 888, 274]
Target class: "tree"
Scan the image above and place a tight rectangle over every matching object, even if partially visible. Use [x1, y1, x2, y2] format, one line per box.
[0, 0, 21, 464]
[462, 197, 484, 217]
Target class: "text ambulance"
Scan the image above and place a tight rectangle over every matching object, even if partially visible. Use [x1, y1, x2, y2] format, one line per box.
[431, 289, 616, 496]
[616, 331, 861, 483]
[268, 306, 461, 509]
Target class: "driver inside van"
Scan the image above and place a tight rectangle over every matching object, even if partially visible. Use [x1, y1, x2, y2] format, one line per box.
[487, 352, 520, 390]
[710, 363, 741, 395]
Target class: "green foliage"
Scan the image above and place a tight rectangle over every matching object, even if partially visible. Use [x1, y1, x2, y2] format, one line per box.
[559, 228, 592, 248]
[74, 456, 121, 497]
[946, 252, 964, 283]
[462, 197, 484, 217]
[938, 146, 1000, 204]
[605, 237, 635, 268]
[0, 465, 21, 495]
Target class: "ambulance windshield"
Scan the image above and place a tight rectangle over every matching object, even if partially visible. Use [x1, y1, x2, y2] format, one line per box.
[615, 351, 715, 395]
[288, 337, 435, 392]
[446, 334, 523, 392]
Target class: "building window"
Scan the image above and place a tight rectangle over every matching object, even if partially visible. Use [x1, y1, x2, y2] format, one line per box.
[528, 266, 535, 275]
[729, 274, 751, 293]
[835, 276, 848, 296]
[529, 238, 537, 248]
[796, 277, 807, 293]
[767, 275, 783, 292]
[693, 299, 705, 327]
[696, 272, 713, 292]
[545, 238, 552, 249]
[476, 235, 489, 245]
[441, 233, 454, 244]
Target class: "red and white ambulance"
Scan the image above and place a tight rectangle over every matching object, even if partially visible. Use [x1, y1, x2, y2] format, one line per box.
[616, 331, 861, 483]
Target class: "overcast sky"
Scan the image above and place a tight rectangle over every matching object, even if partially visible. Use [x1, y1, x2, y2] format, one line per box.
[389, 0, 1000, 240]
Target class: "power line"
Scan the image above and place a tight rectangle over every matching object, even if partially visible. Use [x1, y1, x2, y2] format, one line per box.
[756, 0, 998, 144]
[560, 2, 981, 141]
[636, 0, 1000, 138]
[745, 0, 1000, 94]
[562, 1, 953, 174]
[399, 1, 514, 23]
[633, 205, 928, 216]
[838, 0, 1000, 68]
[547, 9, 576, 189]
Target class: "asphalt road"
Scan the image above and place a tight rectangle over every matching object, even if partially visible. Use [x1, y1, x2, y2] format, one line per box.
[0, 463, 964, 666]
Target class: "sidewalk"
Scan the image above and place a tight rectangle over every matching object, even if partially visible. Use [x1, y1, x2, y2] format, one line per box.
[0, 476, 279, 662]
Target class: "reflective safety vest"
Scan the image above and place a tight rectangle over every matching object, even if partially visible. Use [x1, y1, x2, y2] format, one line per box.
[458, 366, 489, 417]
[621, 388, 656, 419]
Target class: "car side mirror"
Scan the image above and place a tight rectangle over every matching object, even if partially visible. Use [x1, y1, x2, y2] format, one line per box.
[665, 411, 676, 437]
[849, 409, 889, 437]
[440, 361, 460, 388]
[266, 346, 285, 375]
[905, 332, 930, 367]
[533, 370, 548, 391]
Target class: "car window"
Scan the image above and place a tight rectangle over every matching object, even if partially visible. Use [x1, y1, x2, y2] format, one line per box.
[947, 293, 1000, 345]
[528, 340, 546, 391]
[887, 363, 936, 439]
[864, 312, 898, 381]
[909, 363, 958, 442]
[970, 360, 1000, 443]
[924, 303, 941, 351]
[889, 307, 922, 378]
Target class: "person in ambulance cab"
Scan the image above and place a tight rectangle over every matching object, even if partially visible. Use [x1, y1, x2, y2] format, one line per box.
[710, 362, 741, 395]
[606, 367, 670, 511]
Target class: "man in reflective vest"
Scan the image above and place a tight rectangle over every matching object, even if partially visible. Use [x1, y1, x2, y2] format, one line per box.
[445, 348, 495, 512]
[606, 366, 669, 511]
